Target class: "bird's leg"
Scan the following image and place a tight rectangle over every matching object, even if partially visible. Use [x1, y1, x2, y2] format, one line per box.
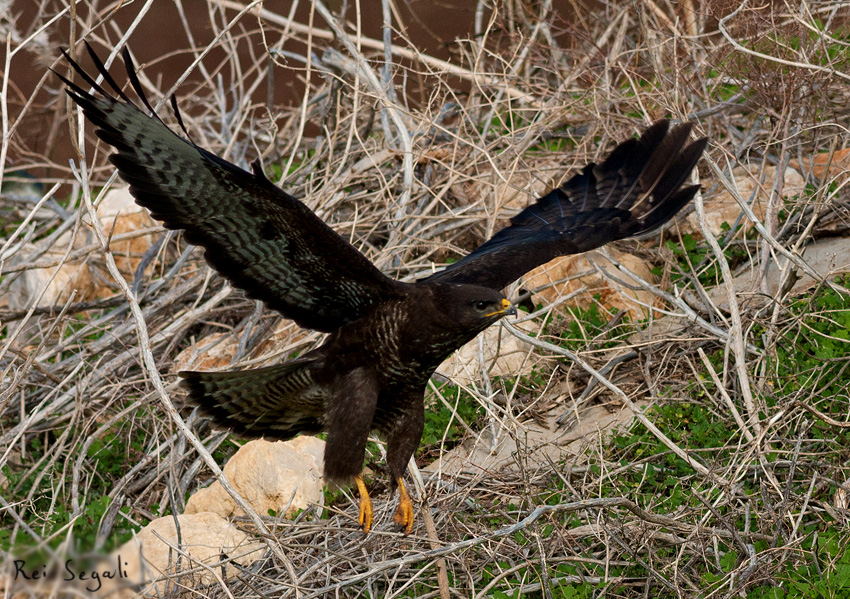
[355, 475, 374, 534]
[392, 477, 414, 535]
[385, 398, 424, 536]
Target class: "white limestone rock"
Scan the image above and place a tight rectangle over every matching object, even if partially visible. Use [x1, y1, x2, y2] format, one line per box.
[185, 437, 325, 519]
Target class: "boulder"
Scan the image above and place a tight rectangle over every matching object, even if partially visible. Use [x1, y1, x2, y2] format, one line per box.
[790, 147, 850, 184]
[172, 331, 239, 373]
[522, 248, 657, 319]
[437, 321, 534, 386]
[681, 164, 805, 237]
[185, 437, 325, 519]
[6, 187, 155, 311]
[705, 236, 850, 309]
[425, 395, 645, 477]
[103, 511, 264, 597]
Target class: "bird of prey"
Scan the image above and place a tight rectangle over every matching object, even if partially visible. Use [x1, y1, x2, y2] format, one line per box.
[57, 43, 707, 535]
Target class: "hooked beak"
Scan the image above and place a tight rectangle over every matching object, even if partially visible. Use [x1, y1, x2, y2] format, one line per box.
[485, 298, 517, 318]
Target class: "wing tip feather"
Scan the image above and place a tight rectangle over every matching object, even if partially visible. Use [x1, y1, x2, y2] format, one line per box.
[425, 119, 708, 289]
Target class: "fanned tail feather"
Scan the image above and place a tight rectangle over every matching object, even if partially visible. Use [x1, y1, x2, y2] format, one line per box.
[180, 360, 327, 439]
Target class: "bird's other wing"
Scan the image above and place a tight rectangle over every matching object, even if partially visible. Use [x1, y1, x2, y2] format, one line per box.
[57, 43, 402, 332]
[424, 120, 708, 291]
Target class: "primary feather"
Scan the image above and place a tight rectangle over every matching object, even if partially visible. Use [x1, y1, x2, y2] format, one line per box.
[424, 120, 707, 290]
[57, 44, 401, 333]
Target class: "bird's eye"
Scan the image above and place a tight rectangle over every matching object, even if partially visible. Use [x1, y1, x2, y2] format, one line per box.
[474, 301, 489, 311]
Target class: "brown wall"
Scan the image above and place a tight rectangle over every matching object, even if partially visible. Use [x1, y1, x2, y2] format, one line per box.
[5, 0, 584, 183]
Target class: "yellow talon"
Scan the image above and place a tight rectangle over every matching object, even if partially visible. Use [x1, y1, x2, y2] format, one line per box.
[355, 475, 373, 534]
[392, 477, 414, 536]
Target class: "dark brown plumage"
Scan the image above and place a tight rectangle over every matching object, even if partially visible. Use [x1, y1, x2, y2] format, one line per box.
[57, 43, 707, 535]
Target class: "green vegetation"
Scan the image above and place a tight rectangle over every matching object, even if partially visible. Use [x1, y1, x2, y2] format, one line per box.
[653, 227, 751, 289]
[1, 431, 147, 561]
[772, 275, 850, 402]
[419, 381, 485, 455]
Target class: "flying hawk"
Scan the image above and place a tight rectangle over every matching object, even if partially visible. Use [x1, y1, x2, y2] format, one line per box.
[57, 43, 707, 535]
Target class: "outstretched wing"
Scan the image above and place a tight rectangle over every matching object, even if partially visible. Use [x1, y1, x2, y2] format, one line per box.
[57, 43, 403, 332]
[425, 120, 708, 290]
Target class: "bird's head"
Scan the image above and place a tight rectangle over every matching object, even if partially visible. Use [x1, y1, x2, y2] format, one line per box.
[396, 283, 517, 369]
[434, 284, 517, 333]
